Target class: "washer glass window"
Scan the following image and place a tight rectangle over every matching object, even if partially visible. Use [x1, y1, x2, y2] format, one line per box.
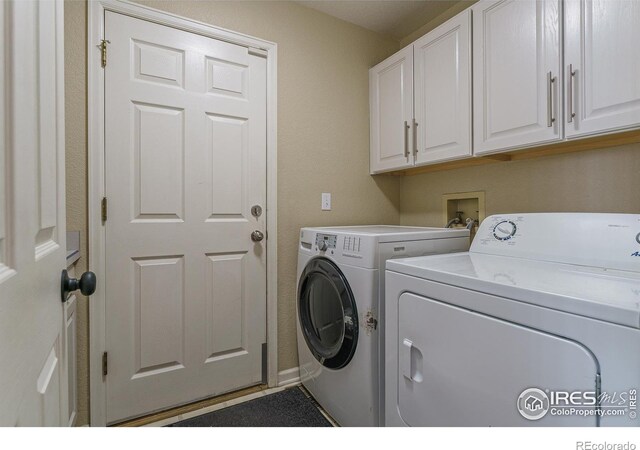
[298, 258, 358, 369]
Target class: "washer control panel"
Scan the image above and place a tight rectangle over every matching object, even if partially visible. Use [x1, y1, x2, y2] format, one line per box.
[476, 215, 525, 248]
[316, 233, 337, 251]
[471, 213, 640, 273]
[343, 236, 361, 253]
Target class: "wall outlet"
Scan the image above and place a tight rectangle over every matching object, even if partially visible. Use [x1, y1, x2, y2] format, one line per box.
[321, 193, 331, 211]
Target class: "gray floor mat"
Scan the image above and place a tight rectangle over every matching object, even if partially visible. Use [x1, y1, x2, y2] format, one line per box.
[167, 387, 332, 427]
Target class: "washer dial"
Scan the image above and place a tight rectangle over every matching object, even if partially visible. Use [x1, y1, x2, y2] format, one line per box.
[493, 220, 517, 241]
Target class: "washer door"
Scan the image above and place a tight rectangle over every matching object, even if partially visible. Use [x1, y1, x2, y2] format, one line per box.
[298, 257, 358, 369]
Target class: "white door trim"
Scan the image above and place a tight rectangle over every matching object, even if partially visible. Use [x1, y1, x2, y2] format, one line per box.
[88, 0, 278, 426]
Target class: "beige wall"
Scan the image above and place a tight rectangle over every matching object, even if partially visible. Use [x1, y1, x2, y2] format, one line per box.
[64, 0, 400, 425]
[399, 0, 477, 47]
[400, 144, 640, 228]
[64, 0, 90, 427]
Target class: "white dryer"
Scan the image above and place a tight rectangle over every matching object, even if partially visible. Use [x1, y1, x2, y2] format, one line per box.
[296, 226, 469, 426]
[385, 213, 640, 427]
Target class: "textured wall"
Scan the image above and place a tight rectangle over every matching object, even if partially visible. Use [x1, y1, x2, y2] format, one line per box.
[400, 144, 640, 228]
[64, 0, 400, 425]
[64, 0, 90, 426]
[399, 0, 477, 47]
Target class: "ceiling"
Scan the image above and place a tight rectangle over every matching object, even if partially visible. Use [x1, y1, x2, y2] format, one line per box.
[297, 0, 463, 41]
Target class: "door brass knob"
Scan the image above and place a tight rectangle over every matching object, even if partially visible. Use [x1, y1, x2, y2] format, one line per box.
[251, 230, 264, 242]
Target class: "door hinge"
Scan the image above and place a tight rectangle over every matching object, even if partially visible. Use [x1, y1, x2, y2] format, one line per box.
[99, 39, 110, 68]
[102, 351, 108, 377]
[101, 197, 107, 223]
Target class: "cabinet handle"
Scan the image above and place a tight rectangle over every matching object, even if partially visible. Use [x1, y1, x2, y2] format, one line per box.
[547, 71, 556, 127]
[412, 119, 418, 156]
[568, 64, 576, 123]
[404, 120, 410, 158]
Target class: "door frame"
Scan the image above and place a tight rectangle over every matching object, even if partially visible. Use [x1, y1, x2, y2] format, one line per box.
[87, 0, 278, 426]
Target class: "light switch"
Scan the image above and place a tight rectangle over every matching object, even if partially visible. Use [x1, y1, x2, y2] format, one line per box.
[322, 193, 331, 211]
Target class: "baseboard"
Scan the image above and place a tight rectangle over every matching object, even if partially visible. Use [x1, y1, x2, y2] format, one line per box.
[277, 367, 300, 387]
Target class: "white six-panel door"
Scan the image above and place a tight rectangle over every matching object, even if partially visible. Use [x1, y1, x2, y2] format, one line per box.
[0, 0, 68, 426]
[369, 46, 414, 173]
[104, 12, 267, 423]
[414, 9, 472, 165]
[473, 0, 562, 155]
[564, 0, 640, 138]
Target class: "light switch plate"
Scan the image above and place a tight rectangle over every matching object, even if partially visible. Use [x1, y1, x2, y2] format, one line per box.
[321, 193, 331, 211]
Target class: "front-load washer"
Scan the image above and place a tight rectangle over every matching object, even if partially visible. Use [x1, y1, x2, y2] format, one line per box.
[385, 213, 640, 427]
[296, 225, 469, 426]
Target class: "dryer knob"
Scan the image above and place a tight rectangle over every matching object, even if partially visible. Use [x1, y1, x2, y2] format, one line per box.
[318, 240, 329, 252]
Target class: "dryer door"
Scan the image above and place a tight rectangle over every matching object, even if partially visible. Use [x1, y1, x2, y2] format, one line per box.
[397, 293, 599, 426]
[298, 258, 358, 369]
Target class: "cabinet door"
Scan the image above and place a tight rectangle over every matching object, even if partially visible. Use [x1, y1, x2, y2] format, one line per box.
[414, 10, 472, 165]
[565, 0, 640, 138]
[473, 0, 562, 155]
[369, 46, 413, 173]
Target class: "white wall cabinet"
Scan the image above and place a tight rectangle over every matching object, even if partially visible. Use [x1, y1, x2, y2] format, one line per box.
[369, 10, 471, 173]
[473, 0, 562, 155]
[369, 47, 413, 173]
[414, 10, 472, 165]
[564, 0, 640, 138]
[369, 0, 640, 174]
